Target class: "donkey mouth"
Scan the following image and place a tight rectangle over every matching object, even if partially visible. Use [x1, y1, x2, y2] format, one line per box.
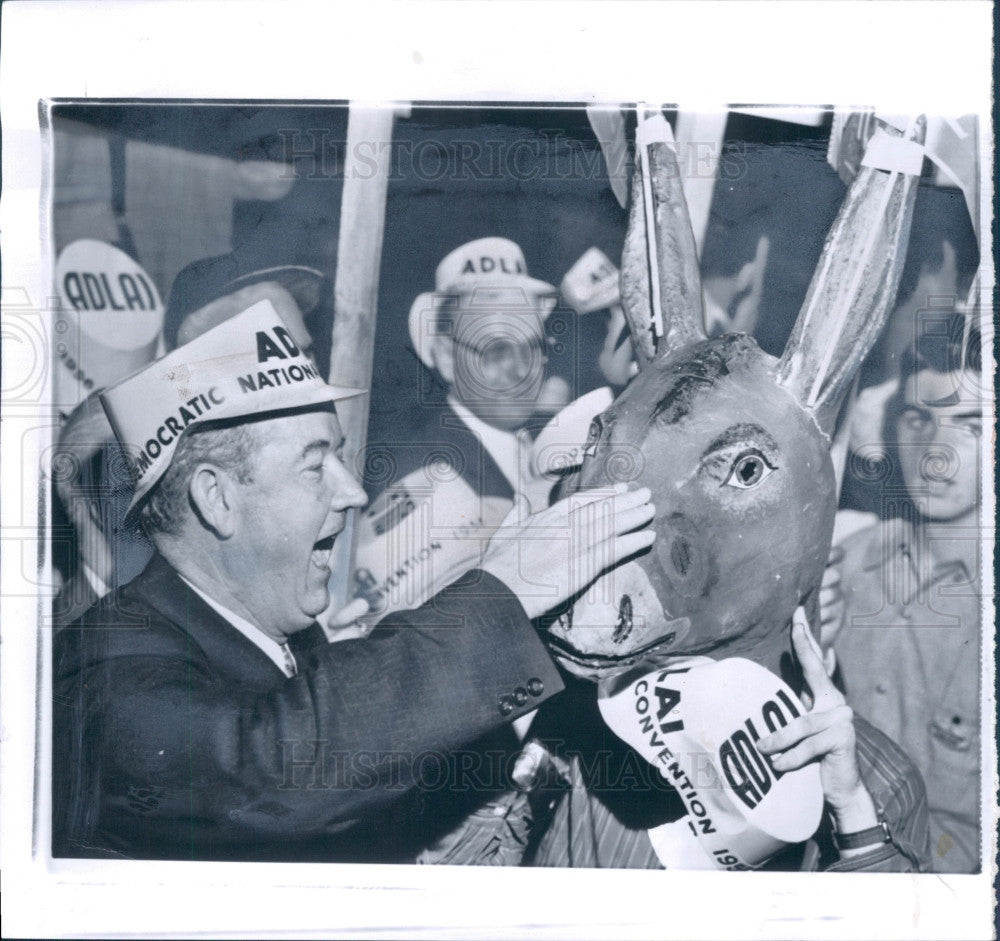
[543, 617, 692, 674]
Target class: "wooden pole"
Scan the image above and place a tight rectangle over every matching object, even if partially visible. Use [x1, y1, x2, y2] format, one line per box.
[326, 102, 405, 617]
[673, 108, 727, 258]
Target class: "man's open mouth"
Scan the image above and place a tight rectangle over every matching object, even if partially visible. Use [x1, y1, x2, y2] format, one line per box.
[311, 534, 336, 571]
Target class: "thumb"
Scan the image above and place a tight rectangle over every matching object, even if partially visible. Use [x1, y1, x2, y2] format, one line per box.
[498, 492, 531, 530]
[327, 597, 370, 629]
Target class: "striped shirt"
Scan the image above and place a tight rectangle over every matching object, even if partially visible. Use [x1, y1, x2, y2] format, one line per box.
[527, 715, 930, 871]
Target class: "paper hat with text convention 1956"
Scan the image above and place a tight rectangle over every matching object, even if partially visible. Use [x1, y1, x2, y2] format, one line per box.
[408, 237, 558, 369]
[100, 300, 365, 516]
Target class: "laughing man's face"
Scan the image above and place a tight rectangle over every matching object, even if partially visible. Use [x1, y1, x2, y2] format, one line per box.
[225, 409, 367, 638]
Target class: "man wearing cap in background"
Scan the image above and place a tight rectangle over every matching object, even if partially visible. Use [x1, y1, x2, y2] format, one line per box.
[405, 235, 563, 492]
[355, 237, 565, 626]
[348, 237, 576, 862]
[164, 245, 332, 367]
[52, 300, 655, 861]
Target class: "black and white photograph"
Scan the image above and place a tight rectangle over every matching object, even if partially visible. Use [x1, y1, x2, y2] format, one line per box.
[1, 3, 995, 939]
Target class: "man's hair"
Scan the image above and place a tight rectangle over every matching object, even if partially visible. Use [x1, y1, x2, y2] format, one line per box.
[900, 311, 981, 382]
[141, 421, 260, 536]
[895, 182, 979, 307]
[700, 138, 846, 357]
[882, 311, 982, 445]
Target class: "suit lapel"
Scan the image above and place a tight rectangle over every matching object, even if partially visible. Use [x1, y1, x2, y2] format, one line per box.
[439, 405, 515, 501]
[288, 624, 329, 673]
[53, 573, 101, 629]
[134, 554, 289, 691]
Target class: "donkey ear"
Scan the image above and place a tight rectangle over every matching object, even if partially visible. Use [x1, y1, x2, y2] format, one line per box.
[775, 117, 927, 435]
[620, 115, 705, 367]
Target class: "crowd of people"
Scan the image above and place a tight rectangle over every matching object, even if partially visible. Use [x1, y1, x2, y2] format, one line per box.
[50, 140, 984, 875]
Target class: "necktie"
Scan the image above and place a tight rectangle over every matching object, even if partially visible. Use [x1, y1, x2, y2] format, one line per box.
[281, 644, 298, 678]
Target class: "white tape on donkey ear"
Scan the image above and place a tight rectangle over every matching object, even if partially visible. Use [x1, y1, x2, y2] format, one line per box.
[861, 128, 925, 176]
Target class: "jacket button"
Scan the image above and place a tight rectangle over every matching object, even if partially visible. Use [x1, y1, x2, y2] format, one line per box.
[527, 677, 544, 697]
[513, 686, 528, 706]
[498, 694, 515, 716]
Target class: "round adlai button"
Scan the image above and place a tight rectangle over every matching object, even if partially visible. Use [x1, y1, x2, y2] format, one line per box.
[498, 694, 515, 716]
[526, 677, 544, 697]
[513, 686, 528, 706]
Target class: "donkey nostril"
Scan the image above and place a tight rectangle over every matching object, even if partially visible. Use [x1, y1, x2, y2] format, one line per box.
[612, 594, 633, 644]
[671, 537, 692, 577]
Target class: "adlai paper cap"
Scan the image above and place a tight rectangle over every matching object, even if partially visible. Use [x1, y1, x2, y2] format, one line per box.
[101, 299, 365, 516]
[599, 656, 823, 869]
[408, 237, 557, 370]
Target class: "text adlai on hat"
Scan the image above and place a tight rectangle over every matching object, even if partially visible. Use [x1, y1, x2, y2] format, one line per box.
[408, 237, 557, 369]
[101, 300, 364, 517]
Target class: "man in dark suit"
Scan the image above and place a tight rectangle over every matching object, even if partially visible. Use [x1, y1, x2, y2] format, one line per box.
[353, 238, 562, 623]
[348, 237, 565, 862]
[52, 300, 656, 862]
[50, 394, 155, 628]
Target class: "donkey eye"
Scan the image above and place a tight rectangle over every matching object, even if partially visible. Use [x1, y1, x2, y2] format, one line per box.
[724, 449, 776, 489]
[583, 418, 602, 458]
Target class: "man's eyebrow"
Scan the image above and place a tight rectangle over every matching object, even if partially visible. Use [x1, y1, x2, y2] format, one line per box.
[921, 390, 961, 407]
[297, 439, 334, 462]
[700, 423, 779, 460]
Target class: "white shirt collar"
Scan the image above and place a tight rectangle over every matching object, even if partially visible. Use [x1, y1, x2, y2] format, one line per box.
[178, 573, 298, 678]
[81, 561, 110, 600]
[447, 394, 529, 494]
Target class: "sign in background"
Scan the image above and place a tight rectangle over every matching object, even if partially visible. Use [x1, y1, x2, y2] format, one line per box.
[54, 239, 163, 411]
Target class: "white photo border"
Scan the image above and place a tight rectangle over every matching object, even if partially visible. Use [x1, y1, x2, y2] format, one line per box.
[2, 2, 995, 939]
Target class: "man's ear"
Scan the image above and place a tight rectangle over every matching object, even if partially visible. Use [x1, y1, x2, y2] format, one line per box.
[430, 333, 456, 385]
[188, 464, 239, 538]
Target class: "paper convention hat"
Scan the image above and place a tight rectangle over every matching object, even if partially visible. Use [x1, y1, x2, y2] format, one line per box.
[560, 246, 621, 315]
[598, 656, 824, 869]
[408, 237, 557, 369]
[101, 299, 364, 517]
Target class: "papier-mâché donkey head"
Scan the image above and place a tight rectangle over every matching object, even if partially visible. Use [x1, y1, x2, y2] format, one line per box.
[545, 114, 925, 680]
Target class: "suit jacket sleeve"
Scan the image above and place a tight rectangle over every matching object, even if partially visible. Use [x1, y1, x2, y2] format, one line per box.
[54, 568, 563, 856]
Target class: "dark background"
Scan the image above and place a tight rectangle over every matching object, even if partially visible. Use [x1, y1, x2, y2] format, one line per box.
[51, 101, 848, 454]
